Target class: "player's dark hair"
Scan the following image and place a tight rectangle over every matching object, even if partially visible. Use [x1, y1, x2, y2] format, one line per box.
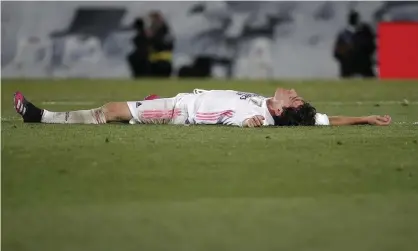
[273, 102, 317, 126]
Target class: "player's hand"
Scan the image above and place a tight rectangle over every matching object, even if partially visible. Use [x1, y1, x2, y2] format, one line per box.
[244, 115, 265, 127]
[367, 115, 391, 126]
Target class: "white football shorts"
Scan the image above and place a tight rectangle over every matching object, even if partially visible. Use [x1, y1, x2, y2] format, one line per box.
[126, 93, 193, 125]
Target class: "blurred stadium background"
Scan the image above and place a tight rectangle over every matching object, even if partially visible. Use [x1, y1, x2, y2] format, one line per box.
[2, 1, 417, 79]
[2, 1, 418, 251]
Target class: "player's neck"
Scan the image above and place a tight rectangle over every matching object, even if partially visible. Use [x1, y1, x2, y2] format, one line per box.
[266, 98, 278, 117]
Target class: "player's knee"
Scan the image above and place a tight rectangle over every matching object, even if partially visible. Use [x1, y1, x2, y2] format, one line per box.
[102, 102, 131, 122]
[102, 102, 118, 121]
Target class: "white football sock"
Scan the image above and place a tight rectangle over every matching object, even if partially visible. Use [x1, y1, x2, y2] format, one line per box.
[41, 108, 106, 124]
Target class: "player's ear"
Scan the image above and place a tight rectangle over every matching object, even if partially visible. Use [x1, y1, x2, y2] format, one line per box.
[269, 99, 283, 116]
[267, 98, 284, 116]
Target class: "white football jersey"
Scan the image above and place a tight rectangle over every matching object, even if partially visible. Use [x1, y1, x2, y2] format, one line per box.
[180, 89, 330, 127]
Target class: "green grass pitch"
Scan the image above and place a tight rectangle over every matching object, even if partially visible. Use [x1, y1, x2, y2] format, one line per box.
[2, 79, 418, 251]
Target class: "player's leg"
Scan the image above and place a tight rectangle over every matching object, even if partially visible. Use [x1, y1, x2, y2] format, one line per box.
[126, 97, 182, 125]
[13, 91, 132, 124]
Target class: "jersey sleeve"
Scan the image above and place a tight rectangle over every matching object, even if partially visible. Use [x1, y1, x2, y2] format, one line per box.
[223, 103, 263, 127]
[315, 113, 330, 126]
[224, 112, 259, 127]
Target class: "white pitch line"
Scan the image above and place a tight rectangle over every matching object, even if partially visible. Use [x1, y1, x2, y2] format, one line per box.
[1, 118, 20, 121]
[41, 101, 96, 105]
[314, 101, 418, 105]
[395, 122, 418, 125]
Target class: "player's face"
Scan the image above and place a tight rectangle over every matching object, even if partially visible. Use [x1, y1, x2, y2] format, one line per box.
[273, 88, 304, 110]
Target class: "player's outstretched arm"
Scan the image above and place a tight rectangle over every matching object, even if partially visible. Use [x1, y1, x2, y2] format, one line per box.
[328, 115, 391, 126]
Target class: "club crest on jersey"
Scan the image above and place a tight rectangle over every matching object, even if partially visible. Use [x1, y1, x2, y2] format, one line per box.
[136, 102, 142, 108]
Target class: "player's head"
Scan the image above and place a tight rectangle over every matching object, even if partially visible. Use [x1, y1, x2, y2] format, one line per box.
[269, 88, 317, 126]
[273, 102, 317, 126]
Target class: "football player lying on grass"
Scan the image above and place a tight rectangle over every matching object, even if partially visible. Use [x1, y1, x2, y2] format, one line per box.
[13, 88, 391, 127]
